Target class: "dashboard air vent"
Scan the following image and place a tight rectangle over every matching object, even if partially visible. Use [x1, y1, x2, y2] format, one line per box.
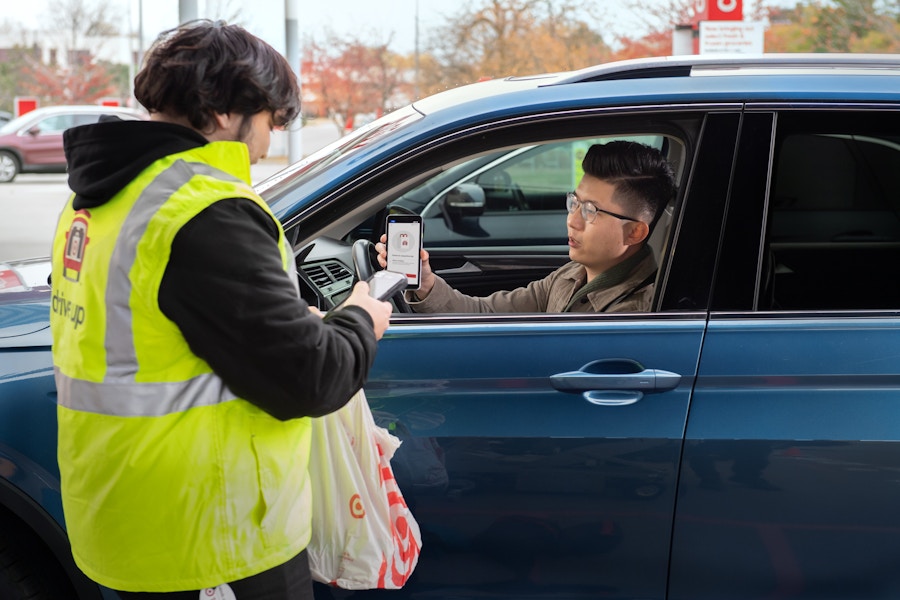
[304, 264, 332, 287]
[326, 262, 352, 281]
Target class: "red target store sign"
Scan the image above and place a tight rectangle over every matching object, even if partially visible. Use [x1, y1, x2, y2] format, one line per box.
[692, 0, 743, 23]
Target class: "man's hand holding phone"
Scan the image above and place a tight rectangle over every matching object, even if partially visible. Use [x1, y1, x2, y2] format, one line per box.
[375, 234, 435, 300]
[382, 214, 425, 288]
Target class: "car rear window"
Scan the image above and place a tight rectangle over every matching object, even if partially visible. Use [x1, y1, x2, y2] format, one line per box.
[765, 114, 900, 310]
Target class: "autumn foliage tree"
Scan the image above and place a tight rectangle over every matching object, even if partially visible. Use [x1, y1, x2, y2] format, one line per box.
[14, 0, 126, 106]
[765, 0, 900, 53]
[19, 54, 118, 105]
[425, 0, 610, 93]
[611, 0, 900, 60]
[302, 31, 410, 132]
[611, 0, 771, 59]
[300, 0, 900, 123]
[611, 0, 696, 59]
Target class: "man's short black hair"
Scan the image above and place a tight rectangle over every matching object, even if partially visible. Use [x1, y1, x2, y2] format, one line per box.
[582, 141, 676, 228]
[134, 19, 301, 134]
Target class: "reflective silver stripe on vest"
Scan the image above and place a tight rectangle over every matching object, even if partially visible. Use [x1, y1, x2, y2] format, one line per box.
[60, 159, 245, 417]
[105, 160, 241, 380]
[56, 366, 239, 416]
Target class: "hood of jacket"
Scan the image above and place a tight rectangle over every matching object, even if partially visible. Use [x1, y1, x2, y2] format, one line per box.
[64, 118, 209, 210]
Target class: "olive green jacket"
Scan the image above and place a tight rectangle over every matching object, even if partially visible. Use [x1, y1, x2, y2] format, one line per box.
[409, 245, 657, 314]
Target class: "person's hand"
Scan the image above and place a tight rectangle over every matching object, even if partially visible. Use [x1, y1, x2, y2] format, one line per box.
[375, 234, 436, 299]
[375, 234, 389, 269]
[342, 280, 392, 340]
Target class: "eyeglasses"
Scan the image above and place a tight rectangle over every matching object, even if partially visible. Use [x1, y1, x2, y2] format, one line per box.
[565, 192, 638, 224]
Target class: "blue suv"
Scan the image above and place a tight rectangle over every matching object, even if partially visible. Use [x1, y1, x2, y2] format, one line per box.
[3, 54, 900, 600]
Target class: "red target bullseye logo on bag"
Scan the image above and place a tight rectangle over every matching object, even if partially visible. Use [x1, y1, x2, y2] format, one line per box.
[306, 392, 423, 590]
[375, 446, 422, 589]
[349, 493, 366, 518]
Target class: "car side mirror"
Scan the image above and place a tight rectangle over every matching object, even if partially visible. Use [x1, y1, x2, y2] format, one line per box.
[26, 126, 41, 136]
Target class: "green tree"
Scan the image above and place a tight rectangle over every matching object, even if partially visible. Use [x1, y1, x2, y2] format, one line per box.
[766, 0, 900, 53]
[0, 44, 36, 114]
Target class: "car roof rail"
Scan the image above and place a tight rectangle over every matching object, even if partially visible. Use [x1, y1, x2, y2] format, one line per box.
[550, 53, 900, 85]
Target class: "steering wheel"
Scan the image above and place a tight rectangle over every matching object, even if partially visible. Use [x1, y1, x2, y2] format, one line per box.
[351, 239, 412, 313]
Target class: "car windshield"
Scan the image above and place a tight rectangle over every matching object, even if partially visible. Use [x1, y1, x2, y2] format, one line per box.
[255, 105, 422, 202]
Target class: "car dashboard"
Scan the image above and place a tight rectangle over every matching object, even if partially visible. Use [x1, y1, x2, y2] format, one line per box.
[293, 237, 357, 310]
[297, 258, 355, 310]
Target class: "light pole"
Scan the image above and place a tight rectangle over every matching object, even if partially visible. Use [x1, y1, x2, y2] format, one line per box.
[285, 0, 302, 163]
[137, 0, 143, 67]
[414, 0, 420, 100]
[128, 0, 145, 105]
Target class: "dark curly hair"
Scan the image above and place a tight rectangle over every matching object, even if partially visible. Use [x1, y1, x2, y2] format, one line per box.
[582, 141, 676, 228]
[134, 19, 300, 135]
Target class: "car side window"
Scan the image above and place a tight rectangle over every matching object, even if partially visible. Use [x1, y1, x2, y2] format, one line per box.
[470, 137, 667, 214]
[474, 142, 588, 213]
[765, 114, 900, 310]
[377, 133, 681, 312]
[73, 114, 102, 127]
[34, 115, 76, 134]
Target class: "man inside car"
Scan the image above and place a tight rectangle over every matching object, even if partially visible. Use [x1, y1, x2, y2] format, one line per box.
[376, 141, 676, 313]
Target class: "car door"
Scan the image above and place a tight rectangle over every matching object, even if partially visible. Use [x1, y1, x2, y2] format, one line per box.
[19, 113, 78, 166]
[671, 108, 900, 599]
[314, 111, 741, 600]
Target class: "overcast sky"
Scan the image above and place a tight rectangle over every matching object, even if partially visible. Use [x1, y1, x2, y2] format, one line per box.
[1, 0, 461, 55]
[2, 0, 791, 56]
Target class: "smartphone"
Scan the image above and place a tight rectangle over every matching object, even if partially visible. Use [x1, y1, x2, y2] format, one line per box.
[367, 270, 408, 301]
[384, 214, 423, 290]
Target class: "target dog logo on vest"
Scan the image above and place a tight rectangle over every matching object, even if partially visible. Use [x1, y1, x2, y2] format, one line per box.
[63, 209, 91, 283]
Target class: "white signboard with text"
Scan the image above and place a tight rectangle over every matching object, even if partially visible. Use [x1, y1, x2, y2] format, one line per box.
[699, 21, 764, 54]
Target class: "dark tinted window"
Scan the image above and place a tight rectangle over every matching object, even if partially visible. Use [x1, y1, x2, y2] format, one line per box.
[765, 112, 900, 310]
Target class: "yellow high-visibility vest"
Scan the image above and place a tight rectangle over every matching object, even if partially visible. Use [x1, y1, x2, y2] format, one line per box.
[50, 141, 311, 593]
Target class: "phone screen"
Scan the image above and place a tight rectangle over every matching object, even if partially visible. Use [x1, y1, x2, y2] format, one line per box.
[385, 215, 423, 289]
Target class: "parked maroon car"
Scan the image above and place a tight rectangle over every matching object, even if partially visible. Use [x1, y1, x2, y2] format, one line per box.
[0, 105, 146, 183]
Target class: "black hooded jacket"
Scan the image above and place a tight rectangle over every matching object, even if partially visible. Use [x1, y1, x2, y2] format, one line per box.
[63, 118, 378, 420]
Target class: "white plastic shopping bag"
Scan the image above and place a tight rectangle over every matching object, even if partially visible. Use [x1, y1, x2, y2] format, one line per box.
[307, 389, 422, 589]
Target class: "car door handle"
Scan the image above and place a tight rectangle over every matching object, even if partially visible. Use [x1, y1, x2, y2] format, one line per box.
[550, 359, 681, 406]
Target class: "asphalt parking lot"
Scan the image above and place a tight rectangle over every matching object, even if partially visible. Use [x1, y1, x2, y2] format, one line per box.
[0, 159, 287, 262]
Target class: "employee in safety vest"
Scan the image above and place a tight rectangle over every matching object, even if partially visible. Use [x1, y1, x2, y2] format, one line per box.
[49, 19, 392, 600]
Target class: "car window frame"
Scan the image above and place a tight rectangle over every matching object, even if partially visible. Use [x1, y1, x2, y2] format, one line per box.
[711, 103, 900, 316]
[285, 105, 741, 318]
